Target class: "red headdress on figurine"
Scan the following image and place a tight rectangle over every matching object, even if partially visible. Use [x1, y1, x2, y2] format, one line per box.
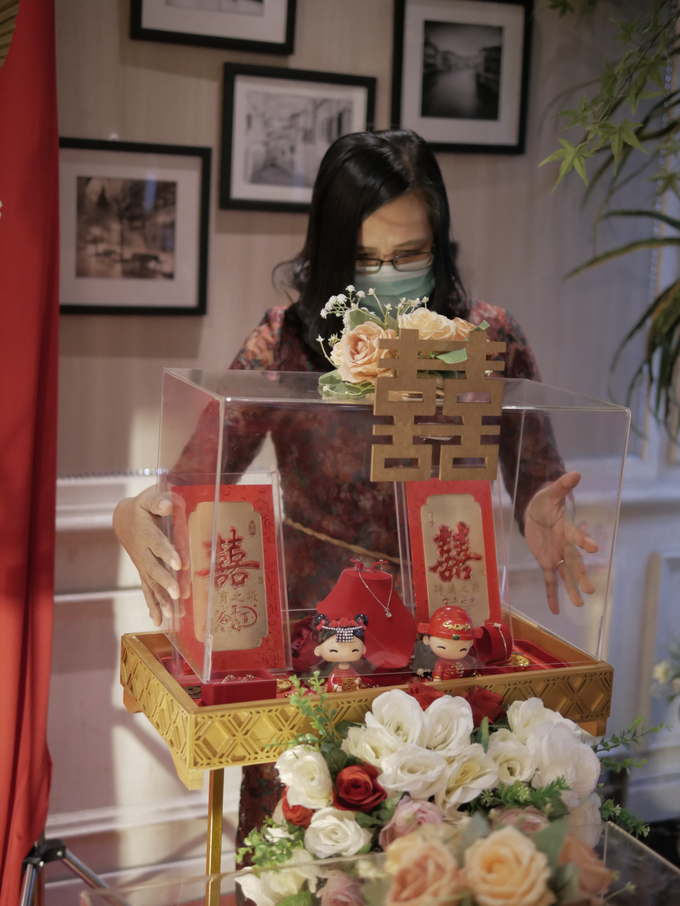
[313, 613, 368, 643]
[418, 606, 484, 641]
[315, 561, 416, 669]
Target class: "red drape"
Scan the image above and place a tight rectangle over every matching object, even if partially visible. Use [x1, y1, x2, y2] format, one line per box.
[0, 0, 59, 901]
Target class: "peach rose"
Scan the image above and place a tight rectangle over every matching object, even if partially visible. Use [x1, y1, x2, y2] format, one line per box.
[398, 309, 475, 341]
[319, 871, 364, 906]
[385, 837, 463, 906]
[490, 807, 550, 837]
[558, 833, 613, 897]
[463, 825, 556, 906]
[333, 322, 396, 383]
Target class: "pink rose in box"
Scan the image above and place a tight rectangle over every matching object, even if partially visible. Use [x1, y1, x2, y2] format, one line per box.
[378, 797, 444, 849]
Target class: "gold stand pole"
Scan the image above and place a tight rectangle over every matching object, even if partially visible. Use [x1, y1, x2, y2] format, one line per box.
[205, 768, 224, 906]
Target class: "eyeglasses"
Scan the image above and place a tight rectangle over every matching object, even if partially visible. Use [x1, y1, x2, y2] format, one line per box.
[355, 246, 435, 275]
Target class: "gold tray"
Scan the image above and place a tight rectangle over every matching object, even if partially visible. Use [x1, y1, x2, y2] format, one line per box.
[121, 617, 613, 790]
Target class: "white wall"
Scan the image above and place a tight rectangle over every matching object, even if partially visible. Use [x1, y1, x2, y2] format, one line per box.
[49, 0, 680, 895]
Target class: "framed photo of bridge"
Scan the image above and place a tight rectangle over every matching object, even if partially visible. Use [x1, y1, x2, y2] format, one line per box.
[391, 0, 532, 154]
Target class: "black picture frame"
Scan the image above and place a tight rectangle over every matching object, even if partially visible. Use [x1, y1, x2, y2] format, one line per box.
[391, 0, 533, 154]
[59, 137, 211, 316]
[220, 63, 377, 213]
[130, 0, 297, 56]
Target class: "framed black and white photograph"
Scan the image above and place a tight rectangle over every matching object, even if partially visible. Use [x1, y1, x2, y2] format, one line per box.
[130, 0, 296, 55]
[59, 138, 210, 315]
[392, 0, 532, 154]
[220, 64, 376, 212]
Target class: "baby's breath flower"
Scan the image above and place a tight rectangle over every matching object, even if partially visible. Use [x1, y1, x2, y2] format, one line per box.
[356, 290, 366, 298]
[320, 310, 328, 319]
[327, 296, 337, 307]
[316, 335, 323, 343]
[368, 288, 376, 296]
[336, 293, 347, 303]
[345, 284, 355, 293]
[385, 303, 392, 310]
[350, 302, 359, 310]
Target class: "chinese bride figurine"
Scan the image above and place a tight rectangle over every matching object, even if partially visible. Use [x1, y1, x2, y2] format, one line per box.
[313, 613, 368, 692]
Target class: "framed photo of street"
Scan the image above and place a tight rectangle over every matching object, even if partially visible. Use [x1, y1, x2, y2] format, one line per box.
[59, 138, 211, 315]
[220, 64, 377, 213]
[391, 0, 532, 154]
[130, 0, 297, 55]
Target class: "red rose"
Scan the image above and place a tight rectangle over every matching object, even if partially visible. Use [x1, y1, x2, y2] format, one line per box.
[282, 789, 314, 828]
[464, 686, 506, 728]
[407, 682, 446, 711]
[333, 763, 387, 812]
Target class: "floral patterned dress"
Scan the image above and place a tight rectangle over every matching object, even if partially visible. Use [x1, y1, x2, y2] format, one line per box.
[179, 302, 563, 858]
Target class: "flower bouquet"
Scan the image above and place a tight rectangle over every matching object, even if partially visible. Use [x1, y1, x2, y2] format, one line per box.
[317, 287, 486, 400]
[238, 680, 658, 906]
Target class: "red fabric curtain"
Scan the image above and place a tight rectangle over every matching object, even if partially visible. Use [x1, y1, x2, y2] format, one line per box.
[0, 0, 59, 902]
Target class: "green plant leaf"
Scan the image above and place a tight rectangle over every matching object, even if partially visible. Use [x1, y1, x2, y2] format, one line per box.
[436, 348, 468, 364]
[533, 818, 568, 869]
[334, 720, 362, 738]
[550, 863, 581, 901]
[318, 370, 343, 386]
[566, 237, 680, 278]
[277, 892, 314, 906]
[602, 208, 680, 232]
[347, 308, 380, 330]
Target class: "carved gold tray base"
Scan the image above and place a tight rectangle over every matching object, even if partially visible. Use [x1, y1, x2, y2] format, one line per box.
[121, 615, 612, 791]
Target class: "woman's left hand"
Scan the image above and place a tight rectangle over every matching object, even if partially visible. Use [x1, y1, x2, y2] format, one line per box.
[524, 471, 599, 615]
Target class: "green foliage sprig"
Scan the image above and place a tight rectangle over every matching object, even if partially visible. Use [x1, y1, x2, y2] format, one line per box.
[599, 799, 650, 838]
[283, 673, 342, 749]
[592, 716, 666, 773]
[237, 817, 306, 869]
[473, 778, 572, 820]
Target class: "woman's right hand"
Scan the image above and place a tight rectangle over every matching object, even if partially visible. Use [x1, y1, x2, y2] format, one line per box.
[112, 485, 186, 626]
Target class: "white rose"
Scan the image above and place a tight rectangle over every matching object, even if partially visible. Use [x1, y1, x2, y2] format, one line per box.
[276, 746, 333, 810]
[341, 724, 401, 768]
[365, 689, 425, 746]
[304, 807, 372, 859]
[238, 847, 317, 906]
[434, 744, 499, 814]
[507, 698, 581, 745]
[399, 308, 474, 341]
[422, 695, 473, 755]
[564, 792, 603, 847]
[488, 735, 536, 784]
[378, 743, 447, 799]
[527, 723, 601, 809]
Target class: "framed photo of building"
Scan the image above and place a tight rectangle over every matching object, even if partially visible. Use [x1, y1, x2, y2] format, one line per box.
[59, 138, 211, 315]
[130, 0, 297, 56]
[391, 0, 532, 154]
[220, 64, 377, 212]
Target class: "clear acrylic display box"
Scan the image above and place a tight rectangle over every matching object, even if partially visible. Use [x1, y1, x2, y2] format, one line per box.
[80, 824, 680, 906]
[157, 369, 629, 686]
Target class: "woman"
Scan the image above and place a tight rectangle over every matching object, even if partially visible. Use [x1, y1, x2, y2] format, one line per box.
[113, 128, 596, 850]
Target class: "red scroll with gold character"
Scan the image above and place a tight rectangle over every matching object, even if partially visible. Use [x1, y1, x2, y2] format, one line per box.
[405, 479, 502, 630]
[170, 482, 287, 675]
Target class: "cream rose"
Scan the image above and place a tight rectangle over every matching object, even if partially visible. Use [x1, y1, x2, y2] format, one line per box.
[334, 321, 396, 383]
[527, 723, 601, 810]
[398, 308, 475, 341]
[365, 689, 425, 746]
[487, 735, 536, 783]
[464, 825, 556, 906]
[304, 807, 372, 859]
[276, 745, 333, 810]
[564, 792, 603, 847]
[434, 744, 498, 813]
[378, 743, 447, 800]
[422, 695, 473, 756]
[341, 724, 401, 768]
[237, 847, 318, 906]
[507, 698, 580, 745]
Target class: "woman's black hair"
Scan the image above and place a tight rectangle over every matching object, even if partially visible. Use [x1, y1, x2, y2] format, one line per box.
[279, 129, 469, 370]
